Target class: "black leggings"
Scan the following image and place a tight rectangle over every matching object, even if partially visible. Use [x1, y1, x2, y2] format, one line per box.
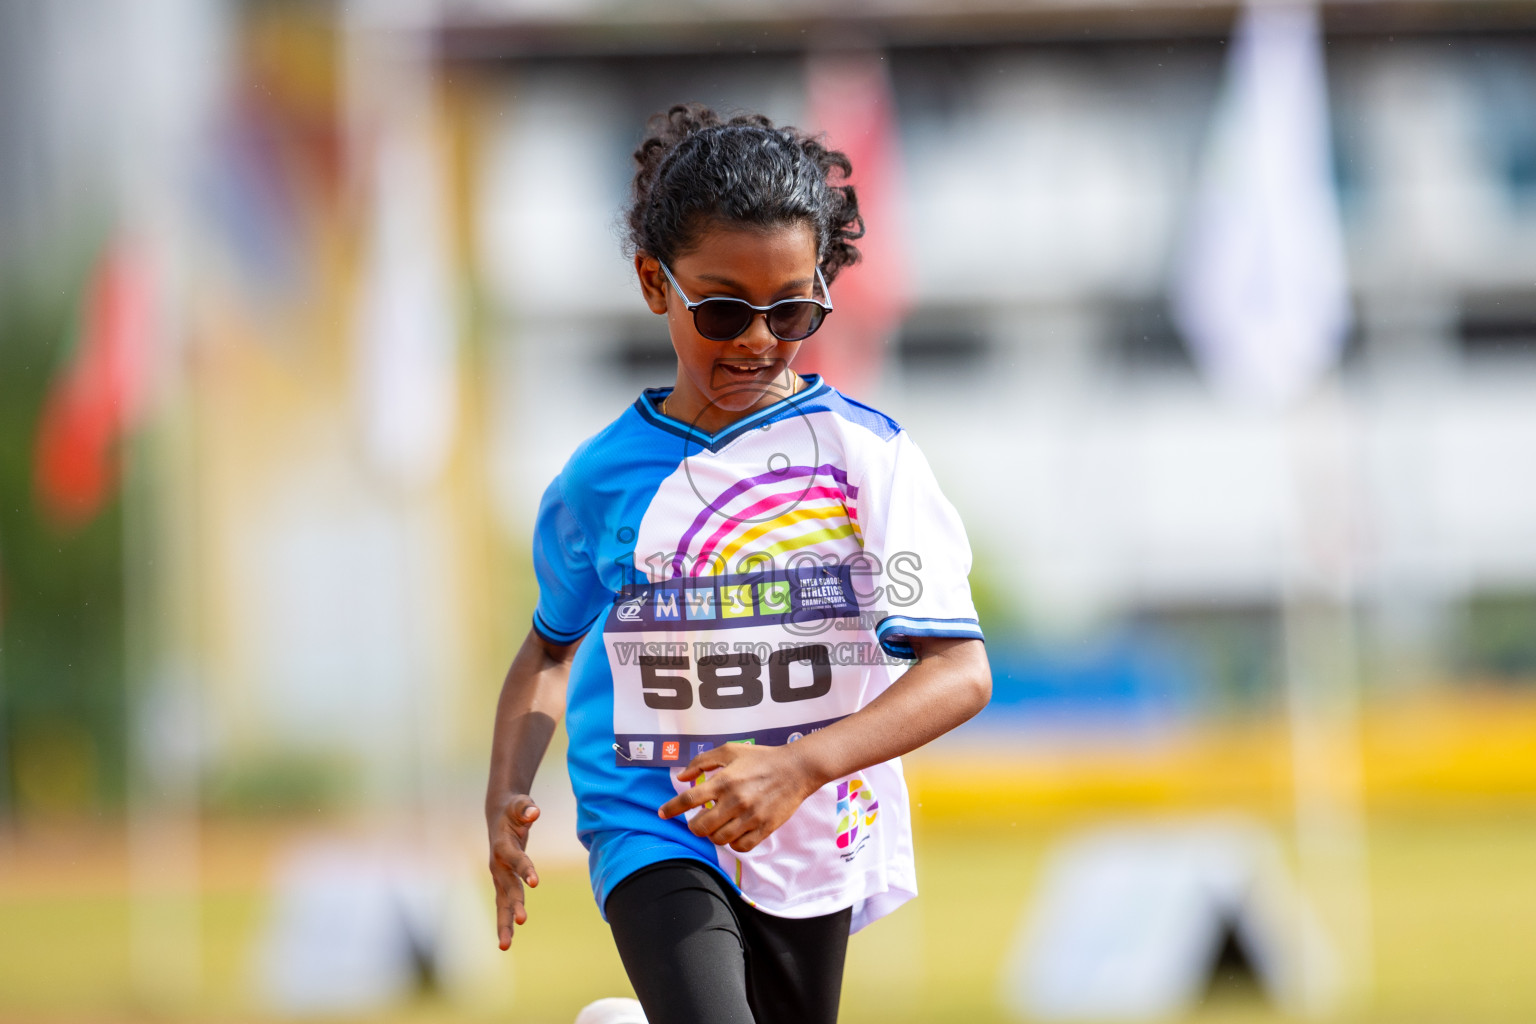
[605, 859, 851, 1024]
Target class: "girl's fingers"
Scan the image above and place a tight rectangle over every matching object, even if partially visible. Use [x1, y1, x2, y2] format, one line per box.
[684, 785, 754, 842]
[509, 795, 540, 824]
[495, 893, 519, 949]
[487, 793, 547, 950]
[685, 802, 725, 838]
[728, 828, 766, 853]
[658, 779, 718, 819]
[708, 815, 753, 848]
[490, 860, 527, 949]
[690, 805, 746, 845]
[679, 745, 733, 781]
[491, 838, 540, 887]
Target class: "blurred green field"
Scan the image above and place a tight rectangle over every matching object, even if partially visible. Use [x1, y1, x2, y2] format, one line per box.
[2, 811, 1535, 1024]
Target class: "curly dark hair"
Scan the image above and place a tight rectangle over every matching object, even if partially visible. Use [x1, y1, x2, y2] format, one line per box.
[624, 103, 864, 283]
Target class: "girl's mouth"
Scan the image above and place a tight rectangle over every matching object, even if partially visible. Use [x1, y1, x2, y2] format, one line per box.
[714, 361, 781, 384]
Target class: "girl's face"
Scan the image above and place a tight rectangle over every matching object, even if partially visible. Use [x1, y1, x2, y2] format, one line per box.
[635, 220, 820, 434]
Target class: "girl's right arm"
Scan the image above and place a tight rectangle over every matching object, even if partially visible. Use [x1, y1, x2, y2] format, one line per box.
[485, 627, 581, 950]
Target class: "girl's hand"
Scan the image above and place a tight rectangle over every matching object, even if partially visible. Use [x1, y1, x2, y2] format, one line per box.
[658, 743, 820, 852]
[487, 795, 541, 950]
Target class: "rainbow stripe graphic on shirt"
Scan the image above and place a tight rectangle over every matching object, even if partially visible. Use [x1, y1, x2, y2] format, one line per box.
[835, 778, 879, 851]
[671, 464, 861, 579]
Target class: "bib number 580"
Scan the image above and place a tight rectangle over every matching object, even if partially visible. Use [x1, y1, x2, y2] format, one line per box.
[639, 645, 832, 710]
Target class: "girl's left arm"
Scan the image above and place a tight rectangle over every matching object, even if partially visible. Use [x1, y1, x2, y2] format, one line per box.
[659, 636, 990, 852]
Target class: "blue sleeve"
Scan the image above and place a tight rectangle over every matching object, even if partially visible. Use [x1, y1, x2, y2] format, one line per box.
[530, 477, 608, 645]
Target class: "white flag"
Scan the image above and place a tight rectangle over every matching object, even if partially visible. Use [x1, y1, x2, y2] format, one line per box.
[1171, 1, 1350, 409]
[352, 76, 459, 487]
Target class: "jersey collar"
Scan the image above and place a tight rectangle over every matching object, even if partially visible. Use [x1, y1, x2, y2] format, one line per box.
[635, 375, 830, 453]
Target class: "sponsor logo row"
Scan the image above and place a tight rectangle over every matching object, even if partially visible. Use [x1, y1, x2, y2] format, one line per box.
[611, 567, 861, 628]
[617, 581, 791, 623]
[612, 717, 843, 767]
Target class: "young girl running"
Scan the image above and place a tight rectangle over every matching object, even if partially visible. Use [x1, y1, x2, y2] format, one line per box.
[485, 103, 991, 1024]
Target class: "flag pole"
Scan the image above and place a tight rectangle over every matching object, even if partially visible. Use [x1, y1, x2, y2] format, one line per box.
[123, 246, 204, 1011]
[117, 0, 221, 1006]
[1170, 1, 1372, 1010]
[1282, 379, 1374, 1012]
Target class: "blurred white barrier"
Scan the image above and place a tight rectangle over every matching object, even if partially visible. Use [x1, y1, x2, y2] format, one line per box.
[256, 838, 500, 1015]
[1002, 818, 1336, 1021]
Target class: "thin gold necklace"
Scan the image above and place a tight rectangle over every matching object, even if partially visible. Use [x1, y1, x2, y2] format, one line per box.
[663, 373, 803, 421]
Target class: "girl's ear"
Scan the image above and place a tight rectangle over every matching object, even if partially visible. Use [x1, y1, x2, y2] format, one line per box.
[635, 254, 670, 315]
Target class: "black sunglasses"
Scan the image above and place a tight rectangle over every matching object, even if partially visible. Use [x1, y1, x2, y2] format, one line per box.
[658, 261, 834, 342]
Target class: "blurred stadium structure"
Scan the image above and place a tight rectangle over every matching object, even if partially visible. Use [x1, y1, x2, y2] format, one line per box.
[2, 0, 1536, 1022]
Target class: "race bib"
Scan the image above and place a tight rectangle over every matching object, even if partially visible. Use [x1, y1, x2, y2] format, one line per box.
[605, 564, 879, 767]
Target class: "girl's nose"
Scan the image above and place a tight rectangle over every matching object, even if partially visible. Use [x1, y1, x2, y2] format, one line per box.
[733, 313, 778, 355]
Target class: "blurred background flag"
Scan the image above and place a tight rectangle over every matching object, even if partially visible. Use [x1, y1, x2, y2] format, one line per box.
[1171, 0, 1351, 408]
[1172, 2, 1370, 1009]
[351, 42, 460, 489]
[32, 236, 156, 529]
[799, 51, 908, 398]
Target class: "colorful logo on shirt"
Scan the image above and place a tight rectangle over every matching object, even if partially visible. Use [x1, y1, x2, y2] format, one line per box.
[606, 568, 859, 632]
[628, 741, 653, 761]
[616, 593, 647, 622]
[722, 584, 754, 618]
[759, 580, 791, 614]
[669, 464, 863, 579]
[684, 588, 717, 620]
[835, 778, 878, 851]
[653, 589, 681, 621]
[662, 741, 680, 761]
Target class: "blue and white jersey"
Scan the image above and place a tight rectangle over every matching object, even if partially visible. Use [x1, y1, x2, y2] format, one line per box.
[531, 376, 983, 933]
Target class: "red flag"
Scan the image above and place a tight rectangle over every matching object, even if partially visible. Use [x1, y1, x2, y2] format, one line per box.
[33, 238, 155, 529]
[799, 52, 909, 398]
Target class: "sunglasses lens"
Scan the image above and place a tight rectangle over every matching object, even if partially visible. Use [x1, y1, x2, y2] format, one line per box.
[690, 298, 827, 342]
[692, 301, 755, 341]
[767, 302, 825, 342]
